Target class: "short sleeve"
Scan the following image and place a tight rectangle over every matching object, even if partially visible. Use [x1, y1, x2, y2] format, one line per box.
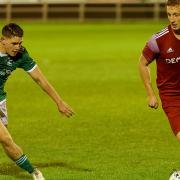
[142, 35, 160, 63]
[18, 50, 37, 72]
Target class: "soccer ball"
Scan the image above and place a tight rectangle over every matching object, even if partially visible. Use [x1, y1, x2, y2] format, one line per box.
[169, 171, 180, 180]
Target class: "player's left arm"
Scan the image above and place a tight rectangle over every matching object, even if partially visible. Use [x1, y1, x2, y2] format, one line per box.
[28, 65, 74, 117]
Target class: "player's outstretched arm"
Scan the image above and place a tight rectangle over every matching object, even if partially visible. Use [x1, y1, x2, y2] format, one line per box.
[28, 66, 74, 117]
[138, 54, 158, 109]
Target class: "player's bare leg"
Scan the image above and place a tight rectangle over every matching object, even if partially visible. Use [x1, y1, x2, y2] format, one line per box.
[0, 120, 44, 179]
[0, 120, 23, 160]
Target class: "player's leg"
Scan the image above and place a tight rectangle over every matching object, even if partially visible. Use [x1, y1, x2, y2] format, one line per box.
[0, 100, 23, 160]
[0, 119, 23, 160]
[0, 120, 45, 179]
[0, 119, 35, 171]
[0, 101, 44, 179]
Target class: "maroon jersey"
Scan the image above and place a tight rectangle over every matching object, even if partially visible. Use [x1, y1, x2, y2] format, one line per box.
[143, 25, 180, 96]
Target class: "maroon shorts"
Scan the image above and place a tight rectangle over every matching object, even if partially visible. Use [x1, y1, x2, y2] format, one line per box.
[161, 95, 180, 135]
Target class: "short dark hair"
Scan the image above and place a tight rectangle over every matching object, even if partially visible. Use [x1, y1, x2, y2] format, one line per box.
[2, 23, 23, 38]
[166, 0, 180, 6]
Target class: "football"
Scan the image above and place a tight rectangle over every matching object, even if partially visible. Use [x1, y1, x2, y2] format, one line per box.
[169, 171, 180, 180]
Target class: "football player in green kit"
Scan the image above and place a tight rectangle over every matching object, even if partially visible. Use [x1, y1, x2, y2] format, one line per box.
[0, 23, 74, 180]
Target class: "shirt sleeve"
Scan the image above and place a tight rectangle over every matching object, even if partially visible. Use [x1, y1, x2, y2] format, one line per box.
[18, 49, 37, 72]
[142, 35, 160, 63]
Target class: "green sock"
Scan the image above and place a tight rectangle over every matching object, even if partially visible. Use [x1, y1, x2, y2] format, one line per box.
[15, 154, 35, 174]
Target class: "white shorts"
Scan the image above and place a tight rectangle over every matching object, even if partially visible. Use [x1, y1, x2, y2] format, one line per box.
[0, 100, 8, 125]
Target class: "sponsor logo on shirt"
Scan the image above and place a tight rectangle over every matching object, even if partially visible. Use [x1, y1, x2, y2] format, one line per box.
[7, 60, 13, 66]
[0, 71, 5, 76]
[0, 69, 12, 76]
[5, 70, 11, 75]
[165, 56, 180, 64]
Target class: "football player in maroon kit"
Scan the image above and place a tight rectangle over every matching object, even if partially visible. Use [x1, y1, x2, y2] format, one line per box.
[139, 0, 180, 138]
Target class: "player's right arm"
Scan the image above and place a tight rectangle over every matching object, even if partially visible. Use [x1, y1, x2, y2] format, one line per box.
[138, 54, 158, 109]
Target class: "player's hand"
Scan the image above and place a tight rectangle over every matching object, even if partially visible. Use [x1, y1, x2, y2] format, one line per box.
[57, 101, 74, 117]
[147, 95, 158, 109]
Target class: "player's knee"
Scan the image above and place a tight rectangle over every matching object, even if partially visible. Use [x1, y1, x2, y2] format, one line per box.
[176, 131, 180, 141]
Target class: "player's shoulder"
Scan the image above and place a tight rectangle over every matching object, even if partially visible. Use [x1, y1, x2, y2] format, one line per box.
[147, 26, 170, 46]
[153, 26, 170, 40]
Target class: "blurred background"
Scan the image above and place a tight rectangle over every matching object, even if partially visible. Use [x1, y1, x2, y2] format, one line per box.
[0, 0, 167, 22]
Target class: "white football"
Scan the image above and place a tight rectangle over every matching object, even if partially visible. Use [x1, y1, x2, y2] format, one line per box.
[169, 171, 180, 180]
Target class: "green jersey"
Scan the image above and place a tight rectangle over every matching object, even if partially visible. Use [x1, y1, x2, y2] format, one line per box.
[0, 48, 36, 101]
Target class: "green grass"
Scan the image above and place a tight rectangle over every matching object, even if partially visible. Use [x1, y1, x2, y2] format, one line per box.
[0, 21, 178, 179]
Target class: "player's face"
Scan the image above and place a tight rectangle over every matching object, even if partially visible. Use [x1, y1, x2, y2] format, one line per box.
[167, 5, 180, 31]
[1, 36, 23, 56]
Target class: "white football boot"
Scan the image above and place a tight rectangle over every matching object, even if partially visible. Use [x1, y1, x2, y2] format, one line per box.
[169, 170, 180, 180]
[32, 168, 45, 180]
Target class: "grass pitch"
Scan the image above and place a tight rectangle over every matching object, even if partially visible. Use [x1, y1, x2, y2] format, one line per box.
[0, 21, 179, 180]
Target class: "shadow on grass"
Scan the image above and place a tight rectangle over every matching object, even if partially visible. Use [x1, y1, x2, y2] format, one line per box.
[0, 161, 92, 179]
[36, 162, 92, 172]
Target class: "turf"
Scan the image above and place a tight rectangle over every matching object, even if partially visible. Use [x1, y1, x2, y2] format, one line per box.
[0, 21, 179, 179]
